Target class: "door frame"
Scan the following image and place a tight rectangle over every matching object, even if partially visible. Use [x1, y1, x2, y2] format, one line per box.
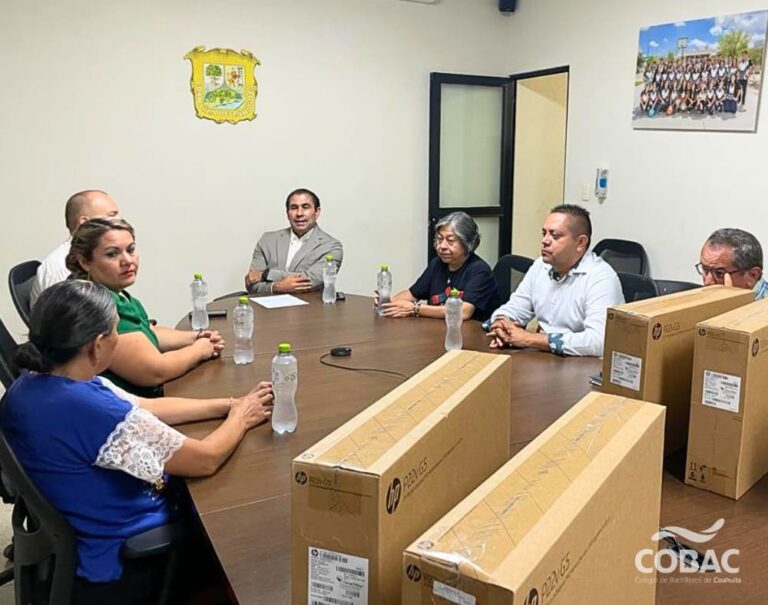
[428, 72, 514, 260]
[507, 66, 570, 247]
[427, 66, 570, 260]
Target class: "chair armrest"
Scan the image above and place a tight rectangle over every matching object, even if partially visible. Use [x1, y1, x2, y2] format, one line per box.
[213, 290, 247, 302]
[0, 472, 16, 504]
[122, 521, 185, 559]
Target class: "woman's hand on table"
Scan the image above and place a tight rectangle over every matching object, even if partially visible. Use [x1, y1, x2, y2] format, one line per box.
[198, 330, 225, 354]
[231, 382, 274, 429]
[192, 336, 220, 360]
[380, 299, 416, 318]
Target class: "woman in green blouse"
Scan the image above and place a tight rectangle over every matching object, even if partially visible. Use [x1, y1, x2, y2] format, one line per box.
[66, 218, 223, 397]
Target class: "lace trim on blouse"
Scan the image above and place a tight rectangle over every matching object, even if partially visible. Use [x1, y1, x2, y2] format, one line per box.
[94, 406, 186, 484]
[97, 375, 139, 407]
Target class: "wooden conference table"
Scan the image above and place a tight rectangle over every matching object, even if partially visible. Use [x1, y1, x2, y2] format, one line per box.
[167, 293, 768, 605]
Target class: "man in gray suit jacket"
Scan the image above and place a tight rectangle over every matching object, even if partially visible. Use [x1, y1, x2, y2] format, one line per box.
[245, 188, 343, 295]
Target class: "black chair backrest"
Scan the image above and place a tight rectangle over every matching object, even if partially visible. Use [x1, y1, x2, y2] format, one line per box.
[0, 316, 18, 390]
[654, 279, 701, 296]
[617, 272, 659, 303]
[8, 261, 41, 327]
[593, 239, 649, 277]
[0, 417, 77, 605]
[493, 254, 534, 301]
[213, 290, 247, 302]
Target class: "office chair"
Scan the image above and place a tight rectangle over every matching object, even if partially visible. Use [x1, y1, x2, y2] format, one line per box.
[0, 315, 19, 575]
[0, 422, 76, 605]
[8, 261, 41, 327]
[593, 239, 650, 277]
[0, 315, 18, 390]
[617, 272, 658, 303]
[654, 279, 701, 296]
[0, 422, 183, 605]
[492, 254, 534, 301]
[213, 290, 247, 302]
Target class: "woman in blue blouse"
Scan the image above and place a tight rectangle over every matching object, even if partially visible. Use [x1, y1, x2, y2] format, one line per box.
[1, 280, 273, 602]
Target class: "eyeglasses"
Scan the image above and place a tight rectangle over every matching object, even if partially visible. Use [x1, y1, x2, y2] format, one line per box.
[434, 235, 462, 248]
[694, 263, 745, 281]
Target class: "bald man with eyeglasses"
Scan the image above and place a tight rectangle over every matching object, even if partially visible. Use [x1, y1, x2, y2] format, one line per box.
[697, 228, 768, 299]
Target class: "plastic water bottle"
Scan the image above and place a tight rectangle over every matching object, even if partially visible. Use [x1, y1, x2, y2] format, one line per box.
[272, 343, 298, 434]
[322, 255, 337, 304]
[190, 273, 209, 331]
[444, 288, 463, 351]
[376, 264, 392, 316]
[233, 297, 254, 365]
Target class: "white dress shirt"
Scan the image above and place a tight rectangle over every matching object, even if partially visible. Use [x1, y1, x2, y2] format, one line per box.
[285, 227, 315, 270]
[30, 239, 71, 307]
[491, 252, 624, 357]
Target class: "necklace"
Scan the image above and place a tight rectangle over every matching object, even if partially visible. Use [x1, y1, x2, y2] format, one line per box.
[447, 265, 462, 286]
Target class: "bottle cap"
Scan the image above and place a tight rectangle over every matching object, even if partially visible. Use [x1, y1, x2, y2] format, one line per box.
[278, 343, 292, 353]
[238, 296, 249, 305]
[194, 273, 203, 279]
[450, 288, 460, 298]
[380, 264, 389, 271]
[326, 255, 334, 261]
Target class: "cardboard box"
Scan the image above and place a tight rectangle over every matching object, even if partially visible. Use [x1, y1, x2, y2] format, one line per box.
[402, 392, 665, 605]
[292, 350, 511, 605]
[686, 299, 768, 499]
[601, 286, 752, 454]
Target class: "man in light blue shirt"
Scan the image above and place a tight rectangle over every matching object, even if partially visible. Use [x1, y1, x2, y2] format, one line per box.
[697, 228, 767, 299]
[488, 204, 623, 357]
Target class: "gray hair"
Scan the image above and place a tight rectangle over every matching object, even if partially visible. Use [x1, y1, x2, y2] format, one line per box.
[16, 280, 116, 373]
[706, 228, 763, 270]
[434, 212, 481, 254]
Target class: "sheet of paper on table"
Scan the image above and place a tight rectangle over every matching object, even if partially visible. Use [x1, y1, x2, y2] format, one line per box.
[250, 295, 310, 309]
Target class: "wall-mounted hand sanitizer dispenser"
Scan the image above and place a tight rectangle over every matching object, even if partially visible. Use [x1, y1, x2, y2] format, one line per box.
[595, 167, 609, 200]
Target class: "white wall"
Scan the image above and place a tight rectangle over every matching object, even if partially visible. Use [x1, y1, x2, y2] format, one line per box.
[503, 0, 768, 282]
[4, 0, 766, 344]
[0, 0, 511, 338]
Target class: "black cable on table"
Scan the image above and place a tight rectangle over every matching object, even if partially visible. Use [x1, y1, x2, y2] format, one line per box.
[318, 353, 409, 381]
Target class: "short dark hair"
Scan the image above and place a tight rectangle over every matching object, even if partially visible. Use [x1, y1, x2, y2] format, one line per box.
[285, 188, 320, 211]
[64, 190, 108, 232]
[550, 203, 592, 248]
[16, 280, 116, 373]
[66, 217, 136, 279]
[706, 228, 763, 270]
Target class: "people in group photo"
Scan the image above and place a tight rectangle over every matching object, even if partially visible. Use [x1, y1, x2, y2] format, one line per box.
[637, 53, 753, 118]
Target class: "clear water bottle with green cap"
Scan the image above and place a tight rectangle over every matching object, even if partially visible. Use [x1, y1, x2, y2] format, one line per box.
[190, 273, 209, 331]
[233, 296, 254, 365]
[376, 264, 392, 316]
[444, 288, 463, 351]
[322, 255, 337, 304]
[272, 343, 298, 433]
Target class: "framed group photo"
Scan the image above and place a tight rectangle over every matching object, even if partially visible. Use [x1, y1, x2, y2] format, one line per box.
[633, 10, 768, 132]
